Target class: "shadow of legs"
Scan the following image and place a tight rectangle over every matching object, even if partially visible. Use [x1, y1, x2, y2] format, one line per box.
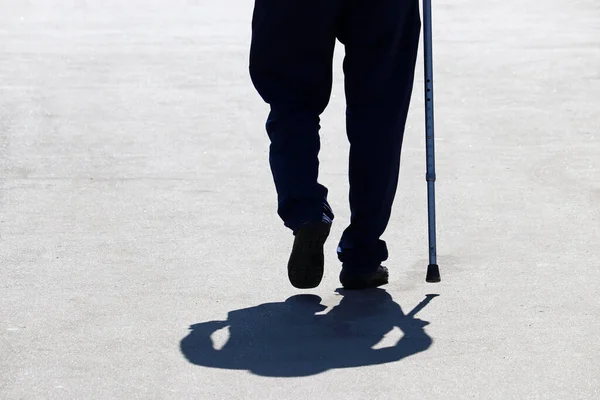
[180, 290, 437, 377]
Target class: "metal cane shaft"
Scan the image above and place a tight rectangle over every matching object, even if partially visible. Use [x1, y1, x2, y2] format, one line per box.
[424, 0, 437, 267]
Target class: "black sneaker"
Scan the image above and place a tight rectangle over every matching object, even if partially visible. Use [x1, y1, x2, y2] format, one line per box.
[339, 265, 389, 290]
[287, 221, 331, 289]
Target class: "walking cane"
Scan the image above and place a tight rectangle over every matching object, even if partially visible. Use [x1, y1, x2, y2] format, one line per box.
[423, 0, 441, 283]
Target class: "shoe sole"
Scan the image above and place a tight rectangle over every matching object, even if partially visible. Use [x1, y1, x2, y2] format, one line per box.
[287, 221, 331, 289]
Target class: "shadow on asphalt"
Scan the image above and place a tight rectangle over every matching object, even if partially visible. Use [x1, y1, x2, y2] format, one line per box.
[180, 289, 438, 377]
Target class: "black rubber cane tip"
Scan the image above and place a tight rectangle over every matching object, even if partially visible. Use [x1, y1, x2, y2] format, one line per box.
[426, 264, 441, 283]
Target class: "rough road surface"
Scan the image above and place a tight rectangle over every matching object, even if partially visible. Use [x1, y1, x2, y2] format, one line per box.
[1, 0, 599, 398]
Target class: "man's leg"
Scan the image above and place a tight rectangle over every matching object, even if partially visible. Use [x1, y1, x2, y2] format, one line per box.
[249, 0, 341, 288]
[250, 0, 340, 233]
[337, 0, 421, 281]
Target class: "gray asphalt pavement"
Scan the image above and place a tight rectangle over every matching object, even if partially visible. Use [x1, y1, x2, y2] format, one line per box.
[1, 0, 599, 398]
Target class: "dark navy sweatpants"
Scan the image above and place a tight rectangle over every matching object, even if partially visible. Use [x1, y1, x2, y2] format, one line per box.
[249, 0, 421, 270]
